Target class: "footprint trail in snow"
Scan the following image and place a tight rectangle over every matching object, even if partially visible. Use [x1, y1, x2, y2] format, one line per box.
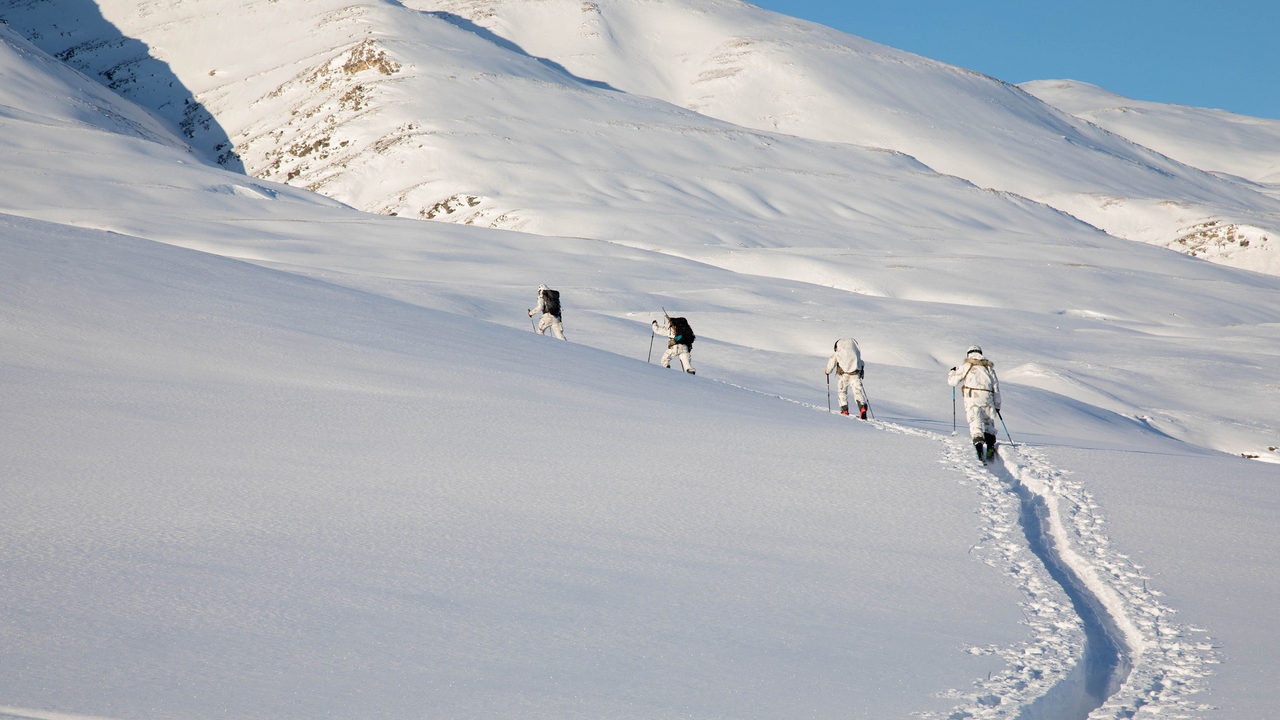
[874, 422, 1218, 719]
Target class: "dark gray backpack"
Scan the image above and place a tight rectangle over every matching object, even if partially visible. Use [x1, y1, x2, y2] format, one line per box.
[668, 316, 694, 346]
[542, 288, 561, 318]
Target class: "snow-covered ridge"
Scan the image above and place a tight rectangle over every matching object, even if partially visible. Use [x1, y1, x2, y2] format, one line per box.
[1023, 79, 1280, 187]
[401, 0, 1280, 271]
[0, 23, 179, 147]
[4, 0, 1280, 275]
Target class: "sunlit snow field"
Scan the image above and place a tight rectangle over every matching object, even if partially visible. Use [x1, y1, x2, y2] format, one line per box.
[2, 2, 1280, 718]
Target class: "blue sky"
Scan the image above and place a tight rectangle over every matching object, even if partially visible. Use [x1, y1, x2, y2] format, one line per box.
[750, 1, 1279, 120]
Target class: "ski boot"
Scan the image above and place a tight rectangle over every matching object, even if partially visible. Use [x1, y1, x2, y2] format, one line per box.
[973, 437, 987, 462]
[984, 432, 999, 462]
[858, 404, 868, 420]
[840, 405, 849, 416]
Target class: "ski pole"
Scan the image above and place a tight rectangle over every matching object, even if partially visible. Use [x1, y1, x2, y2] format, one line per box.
[528, 310, 537, 333]
[826, 373, 831, 413]
[997, 409, 1013, 446]
[951, 386, 957, 435]
[647, 326, 655, 363]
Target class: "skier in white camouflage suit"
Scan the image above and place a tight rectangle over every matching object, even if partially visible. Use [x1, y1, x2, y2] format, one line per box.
[651, 314, 695, 375]
[948, 345, 1002, 462]
[527, 284, 565, 340]
[824, 337, 868, 419]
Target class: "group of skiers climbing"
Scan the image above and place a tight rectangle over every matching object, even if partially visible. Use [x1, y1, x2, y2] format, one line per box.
[825, 341, 1004, 462]
[528, 284, 1004, 462]
[528, 283, 695, 374]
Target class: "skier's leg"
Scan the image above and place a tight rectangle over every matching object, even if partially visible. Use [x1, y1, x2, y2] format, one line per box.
[851, 376, 868, 419]
[837, 375, 850, 413]
[535, 314, 550, 335]
[551, 318, 565, 340]
[966, 403, 986, 459]
[981, 406, 999, 459]
[660, 346, 676, 368]
[678, 346, 695, 374]
[965, 403, 985, 441]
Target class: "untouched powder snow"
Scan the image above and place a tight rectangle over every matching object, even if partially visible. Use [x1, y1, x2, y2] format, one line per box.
[2, 5, 1279, 720]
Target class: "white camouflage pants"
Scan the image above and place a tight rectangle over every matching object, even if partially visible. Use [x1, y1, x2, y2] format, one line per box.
[536, 313, 565, 340]
[836, 372, 867, 408]
[965, 401, 998, 441]
[661, 343, 693, 372]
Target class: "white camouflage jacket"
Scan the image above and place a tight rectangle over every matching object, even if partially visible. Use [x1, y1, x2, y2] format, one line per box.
[948, 352, 1001, 409]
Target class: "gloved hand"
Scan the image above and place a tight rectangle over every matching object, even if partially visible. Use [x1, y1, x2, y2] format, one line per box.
[527, 309, 533, 317]
[950, 367, 957, 372]
[857, 368, 864, 378]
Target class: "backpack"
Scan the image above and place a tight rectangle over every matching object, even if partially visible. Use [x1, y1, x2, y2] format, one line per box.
[834, 338, 862, 374]
[668, 316, 695, 346]
[542, 288, 561, 317]
[960, 359, 995, 393]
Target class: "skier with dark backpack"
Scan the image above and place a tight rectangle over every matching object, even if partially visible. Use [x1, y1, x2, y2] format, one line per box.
[527, 284, 565, 340]
[651, 312, 696, 375]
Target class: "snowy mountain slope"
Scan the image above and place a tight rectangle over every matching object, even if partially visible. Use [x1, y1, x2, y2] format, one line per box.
[1023, 79, 1280, 270]
[0, 0, 1095, 246]
[2, 8, 1278, 464]
[4, 0, 1279, 277]
[0, 22, 179, 147]
[0, 109, 1223, 720]
[1023, 79, 1280, 187]
[3, 8, 1280, 720]
[0, 59, 1071, 710]
[3, 215, 1037, 720]
[6, 48, 1279, 467]
[402, 0, 1280, 268]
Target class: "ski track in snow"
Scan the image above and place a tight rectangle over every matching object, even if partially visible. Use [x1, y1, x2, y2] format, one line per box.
[703, 379, 1217, 718]
[878, 421, 1219, 719]
[999, 444, 1220, 720]
[0, 377, 1221, 720]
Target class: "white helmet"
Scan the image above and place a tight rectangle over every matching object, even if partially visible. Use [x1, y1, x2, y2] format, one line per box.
[967, 345, 983, 355]
[538, 283, 548, 293]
